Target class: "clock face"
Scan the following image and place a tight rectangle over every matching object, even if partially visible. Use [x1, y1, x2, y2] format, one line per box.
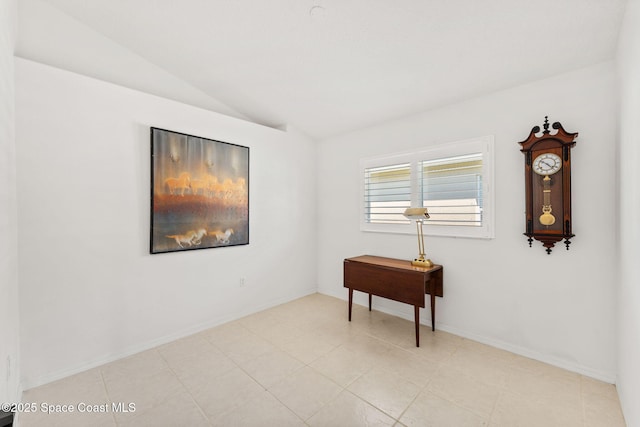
[533, 153, 562, 176]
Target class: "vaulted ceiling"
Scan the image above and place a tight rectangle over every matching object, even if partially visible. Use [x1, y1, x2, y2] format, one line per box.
[16, 0, 627, 140]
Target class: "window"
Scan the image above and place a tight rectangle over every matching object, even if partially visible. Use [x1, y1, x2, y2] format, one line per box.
[364, 163, 411, 225]
[361, 136, 494, 239]
[421, 153, 483, 227]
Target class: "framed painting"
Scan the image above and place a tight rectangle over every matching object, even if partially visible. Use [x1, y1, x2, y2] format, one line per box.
[150, 127, 249, 254]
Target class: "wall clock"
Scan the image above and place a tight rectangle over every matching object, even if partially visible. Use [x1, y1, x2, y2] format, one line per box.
[518, 117, 578, 254]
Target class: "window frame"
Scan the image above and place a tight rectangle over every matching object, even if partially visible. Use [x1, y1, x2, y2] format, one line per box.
[360, 135, 495, 239]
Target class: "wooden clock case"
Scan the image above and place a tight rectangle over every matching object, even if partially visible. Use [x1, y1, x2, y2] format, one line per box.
[518, 117, 578, 254]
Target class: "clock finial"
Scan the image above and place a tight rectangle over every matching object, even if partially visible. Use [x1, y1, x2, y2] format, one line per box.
[543, 116, 550, 134]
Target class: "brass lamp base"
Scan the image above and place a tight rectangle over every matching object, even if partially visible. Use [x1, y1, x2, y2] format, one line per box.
[411, 257, 433, 268]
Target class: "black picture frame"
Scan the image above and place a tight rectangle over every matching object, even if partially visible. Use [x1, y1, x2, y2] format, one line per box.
[150, 127, 249, 254]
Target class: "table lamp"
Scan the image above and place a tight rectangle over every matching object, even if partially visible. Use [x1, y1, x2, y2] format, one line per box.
[403, 207, 433, 268]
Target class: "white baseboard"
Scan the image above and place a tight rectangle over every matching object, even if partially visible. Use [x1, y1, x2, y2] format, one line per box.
[20, 287, 317, 391]
[318, 290, 617, 384]
[22, 286, 615, 391]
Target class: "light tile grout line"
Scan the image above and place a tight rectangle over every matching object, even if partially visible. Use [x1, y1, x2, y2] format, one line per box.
[97, 369, 119, 426]
[232, 324, 351, 424]
[155, 348, 214, 427]
[269, 313, 419, 424]
[430, 347, 498, 422]
[227, 310, 398, 424]
[333, 314, 516, 425]
[198, 321, 341, 425]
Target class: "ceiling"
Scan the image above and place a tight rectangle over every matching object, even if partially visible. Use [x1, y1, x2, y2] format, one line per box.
[17, 0, 627, 140]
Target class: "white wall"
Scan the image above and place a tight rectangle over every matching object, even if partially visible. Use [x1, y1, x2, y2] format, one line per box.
[616, 0, 640, 424]
[0, 0, 20, 404]
[317, 62, 618, 381]
[15, 58, 317, 389]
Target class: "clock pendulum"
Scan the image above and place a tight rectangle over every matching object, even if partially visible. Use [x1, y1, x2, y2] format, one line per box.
[532, 152, 562, 227]
[539, 175, 555, 226]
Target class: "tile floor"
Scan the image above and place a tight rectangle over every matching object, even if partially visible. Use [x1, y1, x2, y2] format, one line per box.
[17, 293, 626, 426]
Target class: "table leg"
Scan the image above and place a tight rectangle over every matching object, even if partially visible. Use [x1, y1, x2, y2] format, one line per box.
[348, 288, 353, 321]
[415, 305, 420, 347]
[430, 289, 436, 332]
[368, 293, 372, 311]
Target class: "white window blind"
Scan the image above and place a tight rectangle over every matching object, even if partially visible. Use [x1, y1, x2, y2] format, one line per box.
[360, 136, 494, 239]
[363, 163, 411, 224]
[421, 154, 483, 227]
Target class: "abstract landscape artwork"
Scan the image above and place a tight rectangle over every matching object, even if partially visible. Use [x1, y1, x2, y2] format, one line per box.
[150, 128, 249, 254]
